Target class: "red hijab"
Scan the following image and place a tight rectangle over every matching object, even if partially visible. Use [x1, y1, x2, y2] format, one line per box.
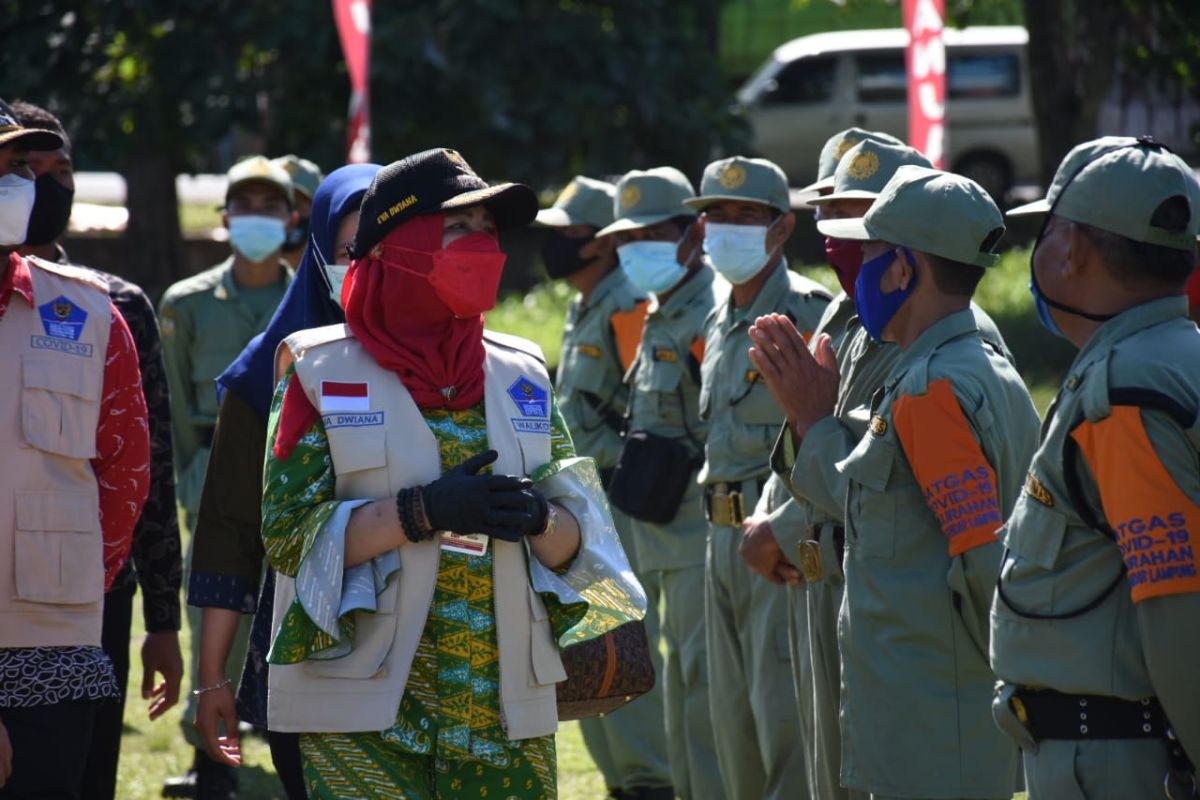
[343, 213, 488, 409]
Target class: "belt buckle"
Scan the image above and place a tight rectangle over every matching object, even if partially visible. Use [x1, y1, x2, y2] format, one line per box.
[707, 484, 741, 527]
[729, 490, 745, 526]
[798, 539, 823, 582]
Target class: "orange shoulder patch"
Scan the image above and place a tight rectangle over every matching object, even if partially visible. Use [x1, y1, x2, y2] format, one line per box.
[892, 378, 1003, 557]
[610, 301, 649, 374]
[1072, 406, 1200, 603]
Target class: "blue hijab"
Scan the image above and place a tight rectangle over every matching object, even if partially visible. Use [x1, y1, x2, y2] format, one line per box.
[217, 162, 382, 421]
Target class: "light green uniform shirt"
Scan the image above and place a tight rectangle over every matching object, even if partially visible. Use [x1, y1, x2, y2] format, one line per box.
[698, 262, 831, 488]
[827, 310, 1037, 797]
[556, 268, 646, 472]
[626, 264, 725, 570]
[991, 296, 1200, 763]
[159, 257, 291, 506]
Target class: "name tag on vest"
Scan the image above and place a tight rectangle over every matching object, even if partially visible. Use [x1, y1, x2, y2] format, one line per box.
[441, 532, 489, 557]
[322, 411, 385, 429]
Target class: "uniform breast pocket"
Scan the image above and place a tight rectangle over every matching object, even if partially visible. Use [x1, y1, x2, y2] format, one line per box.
[838, 434, 899, 559]
[564, 351, 610, 397]
[191, 351, 233, 417]
[21, 355, 102, 458]
[730, 382, 784, 453]
[996, 495, 1068, 616]
[14, 490, 103, 605]
[636, 360, 682, 421]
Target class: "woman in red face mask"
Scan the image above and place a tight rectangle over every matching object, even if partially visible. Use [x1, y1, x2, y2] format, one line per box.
[257, 149, 646, 798]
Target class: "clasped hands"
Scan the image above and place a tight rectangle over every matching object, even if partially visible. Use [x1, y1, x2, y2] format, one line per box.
[747, 313, 840, 442]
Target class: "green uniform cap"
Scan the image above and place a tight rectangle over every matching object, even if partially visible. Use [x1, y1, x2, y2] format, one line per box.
[534, 175, 616, 229]
[683, 155, 790, 214]
[818, 165, 1004, 268]
[226, 155, 295, 208]
[810, 140, 933, 206]
[596, 167, 697, 237]
[799, 127, 906, 195]
[272, 154, 323, 201]
[1007, 136, 1200, 252]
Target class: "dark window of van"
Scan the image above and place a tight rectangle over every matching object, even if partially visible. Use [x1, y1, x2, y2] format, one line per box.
[765, 56, 837, 105]
[856, 51, 1021, 102]
[948, 54, 1019, 99]
[856, 53, 907, 103]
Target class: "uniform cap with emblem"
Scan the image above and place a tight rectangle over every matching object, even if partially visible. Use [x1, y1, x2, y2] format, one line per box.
[799, 127, 907, 195]
[271, 154, 324, 202]
[0, 98, 63, 152]
[353, 147, 538, 257]
[810, 140, 933, 206]
[683, 155, 791, 214]
[1007, 135, 1200, 252]
[818, 165, 1005, 268]
[534, 175, 616, 228]
[595, 167, 697, 237]
[225, 155, 296, 208]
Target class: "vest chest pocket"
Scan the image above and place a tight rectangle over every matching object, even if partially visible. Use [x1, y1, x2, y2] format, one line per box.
[528, 583, 567, 686]
[14, 490, 103, 605]
[839, 433, 898, 559]
[21, 355, 102, 458]
[326, 428, 391, 500]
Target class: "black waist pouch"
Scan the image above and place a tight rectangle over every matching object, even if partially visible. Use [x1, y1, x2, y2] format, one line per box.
[608, 430, 700, 524]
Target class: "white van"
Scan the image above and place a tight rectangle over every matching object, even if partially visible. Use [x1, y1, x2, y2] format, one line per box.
[735, 26, 1037, 199]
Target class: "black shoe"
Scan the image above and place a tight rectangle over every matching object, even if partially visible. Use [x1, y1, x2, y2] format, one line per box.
[610, 787, 676, 800]
[195, 753, 239, 800]
[161, 750, 201, 798]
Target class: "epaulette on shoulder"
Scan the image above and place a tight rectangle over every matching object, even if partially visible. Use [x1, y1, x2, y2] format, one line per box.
[483, 329, 547, 365]
[26, 256, 109, 294]
[787, 270, 834, 301]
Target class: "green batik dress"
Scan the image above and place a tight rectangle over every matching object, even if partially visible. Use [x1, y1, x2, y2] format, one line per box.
[262, 367, 594, 800]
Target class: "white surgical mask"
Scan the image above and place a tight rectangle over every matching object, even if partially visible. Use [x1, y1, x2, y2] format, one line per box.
[228, 215, 287, 262]
[0, 173, 37, 246]
[325, 262, 351, 307]
[704, 220, 778, 284]
[617, 240, 687, 295]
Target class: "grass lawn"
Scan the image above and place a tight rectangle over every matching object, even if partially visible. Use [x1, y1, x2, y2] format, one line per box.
[114, 561, 606, 798]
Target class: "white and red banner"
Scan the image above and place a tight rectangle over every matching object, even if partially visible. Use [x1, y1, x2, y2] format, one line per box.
[333, 0, 372, 163]
[904, 0, 946, 168]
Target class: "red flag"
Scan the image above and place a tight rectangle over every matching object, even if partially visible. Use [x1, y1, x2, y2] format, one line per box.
[333, 0, 372, 163]
[904, 0, 946, 168]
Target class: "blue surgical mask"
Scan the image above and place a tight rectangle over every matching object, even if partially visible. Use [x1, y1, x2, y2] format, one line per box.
[854, 247, 917, 342]
[326, 263, 351, 307]
[1029, 278, 1066, 339]
[228, 215, 287, 262]
[704, 220, 777, 284]
[618, 240, 686, 295]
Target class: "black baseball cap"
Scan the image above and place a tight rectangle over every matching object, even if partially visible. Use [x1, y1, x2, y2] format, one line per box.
[0, 98, 64, 151]
[353, 148, 538, 257]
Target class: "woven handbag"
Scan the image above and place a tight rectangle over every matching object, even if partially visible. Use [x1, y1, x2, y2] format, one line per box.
[556, 619, 656, 720]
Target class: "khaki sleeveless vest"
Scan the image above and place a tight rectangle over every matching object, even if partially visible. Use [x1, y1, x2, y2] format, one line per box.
[268, 325, 567, 739]
[0, 256, 112, 648]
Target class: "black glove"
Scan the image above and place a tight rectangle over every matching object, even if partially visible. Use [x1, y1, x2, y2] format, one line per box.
[422, 450, 541, 542]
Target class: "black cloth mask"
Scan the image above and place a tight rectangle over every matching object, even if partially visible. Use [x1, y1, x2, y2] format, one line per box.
[284, 215, 310, 251]
[541, 229, 594, 279]
[24, 174, 74, 247]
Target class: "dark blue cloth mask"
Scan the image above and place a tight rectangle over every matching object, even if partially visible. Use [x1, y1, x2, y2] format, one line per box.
[854, 246, 917, 342]
[218, 162, 382, 421]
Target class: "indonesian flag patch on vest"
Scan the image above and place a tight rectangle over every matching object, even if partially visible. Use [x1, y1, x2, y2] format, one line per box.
[320, 380, 370, 412]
